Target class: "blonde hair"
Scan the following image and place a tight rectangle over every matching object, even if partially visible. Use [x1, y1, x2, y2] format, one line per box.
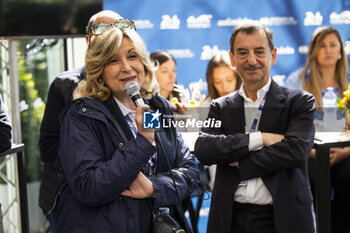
[299, 26, 348, 108]
[74, 28, 158, 101]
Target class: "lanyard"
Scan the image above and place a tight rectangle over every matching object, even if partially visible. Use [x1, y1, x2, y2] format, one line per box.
[245, 93, 267, 133]
[125, 114, 138, 137]
[124, 114, 157, 176]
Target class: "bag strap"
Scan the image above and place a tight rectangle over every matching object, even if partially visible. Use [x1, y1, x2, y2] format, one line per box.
[154, 132, 190, 233]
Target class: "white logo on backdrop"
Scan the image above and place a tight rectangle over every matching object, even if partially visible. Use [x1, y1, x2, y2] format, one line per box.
[160, 15, 180, 30]
[330, 11, 350, 24]
[217, 16, 297, 27]
[303, 11, 323, 26]
[259, 17, 297, 26]
[298, 45, 309, 54]
[187, 14, 213, 29]
[277, 46, 295, 55]
[345, 41, 350, 55]
[134, 20, 154, 29]
[217, 17, 253, 27]
[167, 49, 195, 59]
[200, 45, 226, 60]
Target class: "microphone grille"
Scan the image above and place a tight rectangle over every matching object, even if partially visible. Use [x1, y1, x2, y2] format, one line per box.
[124, 81, 140, 97]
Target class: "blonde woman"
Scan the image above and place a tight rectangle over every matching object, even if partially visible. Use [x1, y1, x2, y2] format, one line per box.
[286, 26, 348, 112]
[286, 26, 350, 233]
[55, 19, 199, 232]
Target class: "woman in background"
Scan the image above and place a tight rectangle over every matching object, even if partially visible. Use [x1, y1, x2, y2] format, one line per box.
[205, 51, 241, 102]
[150, 51, 185, 114]
[202, 51, 241, 190]
[285, 26, 350, 233]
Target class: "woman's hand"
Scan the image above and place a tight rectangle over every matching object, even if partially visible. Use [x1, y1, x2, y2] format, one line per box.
[134, 104, 155, 143]
[121, 172, 155, 198]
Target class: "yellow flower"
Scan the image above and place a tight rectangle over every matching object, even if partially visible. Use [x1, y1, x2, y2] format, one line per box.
[189, 99, 199, 107]
[343, 89, 350, 99]
[338, 87, 350, 110]
[340, 97, 348, 107]
[171, 97, 179, 105]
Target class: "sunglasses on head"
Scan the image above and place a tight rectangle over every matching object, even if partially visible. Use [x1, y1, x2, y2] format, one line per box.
[88, 18, 136, 38]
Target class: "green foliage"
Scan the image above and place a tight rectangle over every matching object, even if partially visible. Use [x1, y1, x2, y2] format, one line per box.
[18, 57, 46, 182]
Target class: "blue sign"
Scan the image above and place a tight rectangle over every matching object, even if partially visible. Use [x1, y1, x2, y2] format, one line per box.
[104, 0, 350, 91]
[143, 110, 161, 129]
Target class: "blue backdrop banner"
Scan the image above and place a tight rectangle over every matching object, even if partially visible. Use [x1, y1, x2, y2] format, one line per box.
[104, 0, 350, 93]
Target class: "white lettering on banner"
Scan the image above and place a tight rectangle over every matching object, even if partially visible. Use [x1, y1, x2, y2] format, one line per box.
[162, 118, 221, 129]
[345, 41, 350, 55]
[304, 11, 323, 26]
[134, 20, 154, 29]
[217, 17, 251, 26]
[187, 14, 213, 29]
[167, 49, 195, 59]
[330, 11, 350, 24]
[298, 45, 308, 54]
[200, 45, 226, 60]
[259, 17, 297, 26]
[160, 15, 180, 30]
[277, 46, 295, 55]
[217, 16, 297, 27]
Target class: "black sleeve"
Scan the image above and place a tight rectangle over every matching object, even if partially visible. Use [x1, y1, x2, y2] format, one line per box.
[238, 92, 315, 180]
[39, 81, 66, 166]
[0, 95, 12, 153]
[195, 99, 250, 165]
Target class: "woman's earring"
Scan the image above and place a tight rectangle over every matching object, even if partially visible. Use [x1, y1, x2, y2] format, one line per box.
[338, 54, 342, 60]
[98, 78, 104, 85]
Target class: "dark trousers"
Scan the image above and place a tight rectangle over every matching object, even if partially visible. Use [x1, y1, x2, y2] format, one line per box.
[308, 156, 350, 233]
[231, 202, 276, 233]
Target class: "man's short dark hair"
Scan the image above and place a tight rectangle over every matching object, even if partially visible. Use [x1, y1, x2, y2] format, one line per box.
[229, 21, 274, 53]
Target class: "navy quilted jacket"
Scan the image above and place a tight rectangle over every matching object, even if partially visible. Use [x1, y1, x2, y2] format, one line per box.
[56, 95, 199, 233]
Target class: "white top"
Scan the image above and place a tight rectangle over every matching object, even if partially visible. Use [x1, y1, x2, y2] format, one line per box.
[234, 78, 273, 205]
[114, 96, 137, 137]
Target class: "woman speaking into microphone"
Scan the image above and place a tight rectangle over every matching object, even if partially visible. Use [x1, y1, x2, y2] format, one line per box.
[55, 16, 199, 233]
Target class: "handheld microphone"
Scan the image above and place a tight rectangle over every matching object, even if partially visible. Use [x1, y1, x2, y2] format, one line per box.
[124, 81, 145, 107]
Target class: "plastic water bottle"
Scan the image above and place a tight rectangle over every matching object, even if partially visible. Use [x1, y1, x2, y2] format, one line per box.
[323, 87, 337, 131]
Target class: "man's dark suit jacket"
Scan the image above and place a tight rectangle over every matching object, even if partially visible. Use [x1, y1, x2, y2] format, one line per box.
[195, 80, 316, 233]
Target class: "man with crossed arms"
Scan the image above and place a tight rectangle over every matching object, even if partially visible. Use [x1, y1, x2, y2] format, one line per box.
[195, 21, 315, 233]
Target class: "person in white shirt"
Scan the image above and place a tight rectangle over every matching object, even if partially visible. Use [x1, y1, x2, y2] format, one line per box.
[195, 21, 316, 233]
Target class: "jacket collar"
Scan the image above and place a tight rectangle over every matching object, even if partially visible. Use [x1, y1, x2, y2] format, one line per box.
[77, 95, 177, 174]
[259, 80, 286, 132]
[224, 79, 286, 133]
[103, 96, 135, 141]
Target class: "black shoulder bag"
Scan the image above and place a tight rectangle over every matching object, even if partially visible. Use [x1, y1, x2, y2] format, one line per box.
[152, 132, 189, 233]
